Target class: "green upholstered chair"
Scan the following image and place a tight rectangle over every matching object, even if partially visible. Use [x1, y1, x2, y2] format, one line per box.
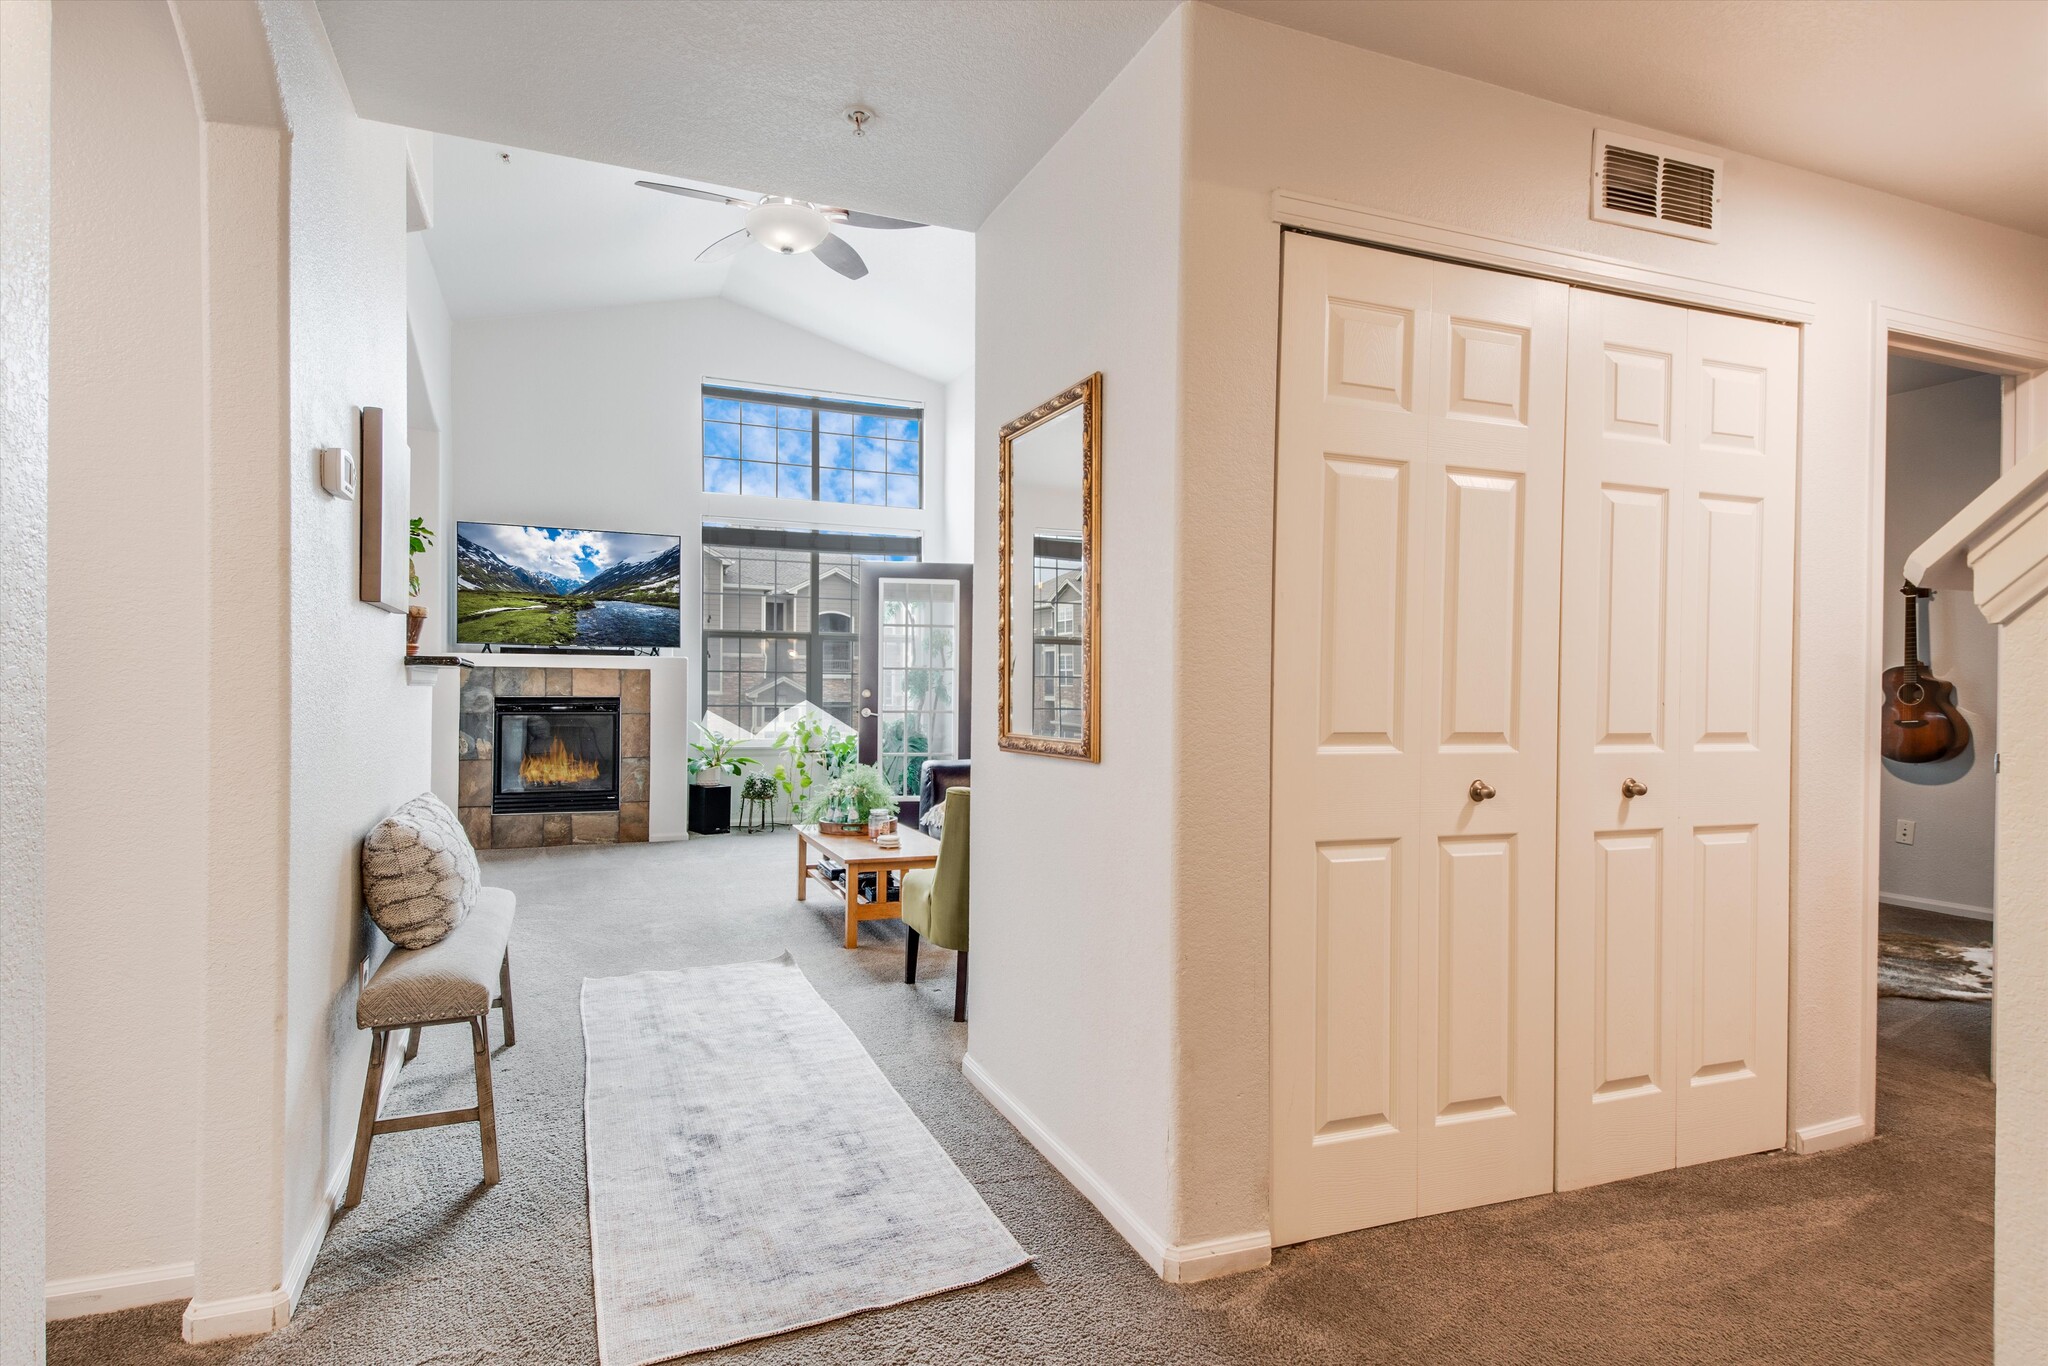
[902, 787, 969, 1021]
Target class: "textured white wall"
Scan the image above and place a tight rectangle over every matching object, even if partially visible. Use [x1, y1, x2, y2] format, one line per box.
[408, 232, 454, 646]
[1997, 600, 2048, 1353]
[263, 0, 432, 1311]
[1170, 0, 2048, 1241]
[450, 294, 956, 638]
[966, 6, 1185, 1257]
[45, 0, 204, 1300]
[167, 0, 292, 1330]
[0, 0, 50, 1355]
[1880, 374, 2002, 917]
[943, 371, 975, 565]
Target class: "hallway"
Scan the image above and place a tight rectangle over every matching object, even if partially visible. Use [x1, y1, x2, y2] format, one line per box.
[52, 833, 1993, 1365]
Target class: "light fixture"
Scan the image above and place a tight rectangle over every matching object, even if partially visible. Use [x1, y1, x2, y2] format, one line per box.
[745, 198, 831, 255]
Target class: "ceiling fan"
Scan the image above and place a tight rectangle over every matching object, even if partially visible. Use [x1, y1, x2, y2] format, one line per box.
[635, 180, 924, 280]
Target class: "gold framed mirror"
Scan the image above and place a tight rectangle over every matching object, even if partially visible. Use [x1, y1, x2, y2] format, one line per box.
[998, 372, 1102, 761]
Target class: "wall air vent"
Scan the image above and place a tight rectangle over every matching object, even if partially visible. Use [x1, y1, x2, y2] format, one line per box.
[1591, 131, 1722, 243]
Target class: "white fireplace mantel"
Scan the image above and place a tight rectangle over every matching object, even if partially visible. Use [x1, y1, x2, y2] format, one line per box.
[1907, 447, 2048, 1354]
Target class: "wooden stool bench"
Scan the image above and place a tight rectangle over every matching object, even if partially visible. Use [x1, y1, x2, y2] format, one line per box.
[343, 886, 518, 1208]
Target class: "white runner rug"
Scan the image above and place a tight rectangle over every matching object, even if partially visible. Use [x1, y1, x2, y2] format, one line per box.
[581, 955, 1030, 1364]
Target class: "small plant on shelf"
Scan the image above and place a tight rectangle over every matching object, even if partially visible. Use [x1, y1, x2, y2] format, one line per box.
[688, 728, 757, 787]
[408, 518, 434, 596]
[405, 518, 435, 655]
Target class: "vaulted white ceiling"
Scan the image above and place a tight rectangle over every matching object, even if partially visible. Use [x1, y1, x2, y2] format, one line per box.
[318, 0, 1181, 232]
[1215, 0, 2048, 237]
[422, 134, 975, 382]
[328, 1, 2047, 237]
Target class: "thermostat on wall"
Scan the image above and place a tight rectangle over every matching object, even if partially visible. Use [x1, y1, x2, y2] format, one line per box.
[320, 446, 356, 500]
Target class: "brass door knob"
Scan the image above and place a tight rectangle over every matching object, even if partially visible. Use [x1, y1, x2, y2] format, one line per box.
[1469, 779, 1496, 802]
[1622, 777, 1648, 798]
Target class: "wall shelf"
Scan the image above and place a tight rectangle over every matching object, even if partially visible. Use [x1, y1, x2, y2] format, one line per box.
[404, 655, 471, 686]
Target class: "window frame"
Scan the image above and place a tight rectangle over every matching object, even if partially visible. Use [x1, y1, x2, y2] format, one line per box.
[702, 383, 926, 511]
[1029, 539, 1087, 741]
[700, 523, 922, 735]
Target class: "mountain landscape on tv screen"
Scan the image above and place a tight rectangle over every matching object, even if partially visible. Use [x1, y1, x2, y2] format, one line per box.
[454, 523, 682, 648]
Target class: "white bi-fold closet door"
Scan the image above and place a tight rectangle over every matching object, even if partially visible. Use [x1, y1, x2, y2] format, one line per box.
[1553, 291, 1796, 1189]
[1270, 233, 1796, 1247]
[1270, 234, 1567, 1244]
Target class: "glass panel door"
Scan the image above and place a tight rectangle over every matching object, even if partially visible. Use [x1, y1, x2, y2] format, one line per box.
[876, 578, 959, 798]
[858, 563, 973, 816]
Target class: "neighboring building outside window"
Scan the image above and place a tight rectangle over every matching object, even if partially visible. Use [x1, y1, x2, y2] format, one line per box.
[1030, 535, 1085, 740]
[701, 383, 924, 510]
[700, 523, 920, 737]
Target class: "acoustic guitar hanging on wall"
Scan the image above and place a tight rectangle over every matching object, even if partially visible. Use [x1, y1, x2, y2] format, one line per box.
[1880, 580, 1970, 764]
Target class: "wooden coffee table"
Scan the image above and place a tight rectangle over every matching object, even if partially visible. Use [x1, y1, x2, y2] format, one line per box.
[795, 823, 943, 948]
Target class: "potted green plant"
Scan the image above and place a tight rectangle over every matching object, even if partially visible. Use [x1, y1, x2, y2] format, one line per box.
[406, 517, 434, 656]
[799, 763, 897, 835]
[773, 716, 829, 807]
[688, 729, 757, 788]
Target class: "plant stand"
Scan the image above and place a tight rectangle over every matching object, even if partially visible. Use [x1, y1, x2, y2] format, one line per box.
[736, 775, 779, 834]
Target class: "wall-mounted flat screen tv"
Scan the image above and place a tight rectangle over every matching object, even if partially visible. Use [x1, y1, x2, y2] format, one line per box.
[454, 521, 682, 650]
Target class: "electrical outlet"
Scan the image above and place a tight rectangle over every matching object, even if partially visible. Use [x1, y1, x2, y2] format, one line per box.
[1895, 819, 1916, 845]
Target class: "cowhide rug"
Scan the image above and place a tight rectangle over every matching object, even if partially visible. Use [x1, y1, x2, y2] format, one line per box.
[1877, 931, 1993, 1002]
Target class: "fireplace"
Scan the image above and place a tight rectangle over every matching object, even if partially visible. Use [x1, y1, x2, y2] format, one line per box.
[494, 697, 621, 814]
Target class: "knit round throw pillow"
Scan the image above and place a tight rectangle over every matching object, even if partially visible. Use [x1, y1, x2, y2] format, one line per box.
[362, 792, 481, 949]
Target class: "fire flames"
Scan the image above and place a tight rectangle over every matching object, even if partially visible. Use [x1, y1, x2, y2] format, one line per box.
[520, 736, 601, 787]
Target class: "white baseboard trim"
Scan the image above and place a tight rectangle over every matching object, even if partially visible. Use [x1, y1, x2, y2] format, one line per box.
[284, 1156, 353, 1315]
[182, 1038, 404, 1343]
[1791, 1114, 1872, 1155]
[46, 1263, 195, 1321]
[1879, 891, 1994, 922]
[179, 1156, 345, 1344]
[1160, 1229, 1274, 1284]
[180, 1287, 291, 1343]
[961, 1053, 1270, 1284]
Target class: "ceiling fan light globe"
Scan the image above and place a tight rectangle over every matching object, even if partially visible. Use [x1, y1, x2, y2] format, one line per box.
[746, 200, 830, 256]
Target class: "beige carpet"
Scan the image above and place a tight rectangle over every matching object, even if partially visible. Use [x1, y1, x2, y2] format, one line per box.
[50, 834, 1993, 1365]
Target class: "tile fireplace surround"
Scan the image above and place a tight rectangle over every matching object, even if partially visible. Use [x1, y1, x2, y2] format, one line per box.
[459, 665, 650, 849]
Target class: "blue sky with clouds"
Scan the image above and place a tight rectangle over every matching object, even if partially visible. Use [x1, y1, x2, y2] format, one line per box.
[458, 522, 676, 584]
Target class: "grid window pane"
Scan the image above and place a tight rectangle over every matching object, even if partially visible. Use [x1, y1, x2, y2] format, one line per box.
[875, 576, 959, 797]
[700, 531, 920, 737]
[706, 387, 921, 509]
[1031, 551, 1086, 739]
